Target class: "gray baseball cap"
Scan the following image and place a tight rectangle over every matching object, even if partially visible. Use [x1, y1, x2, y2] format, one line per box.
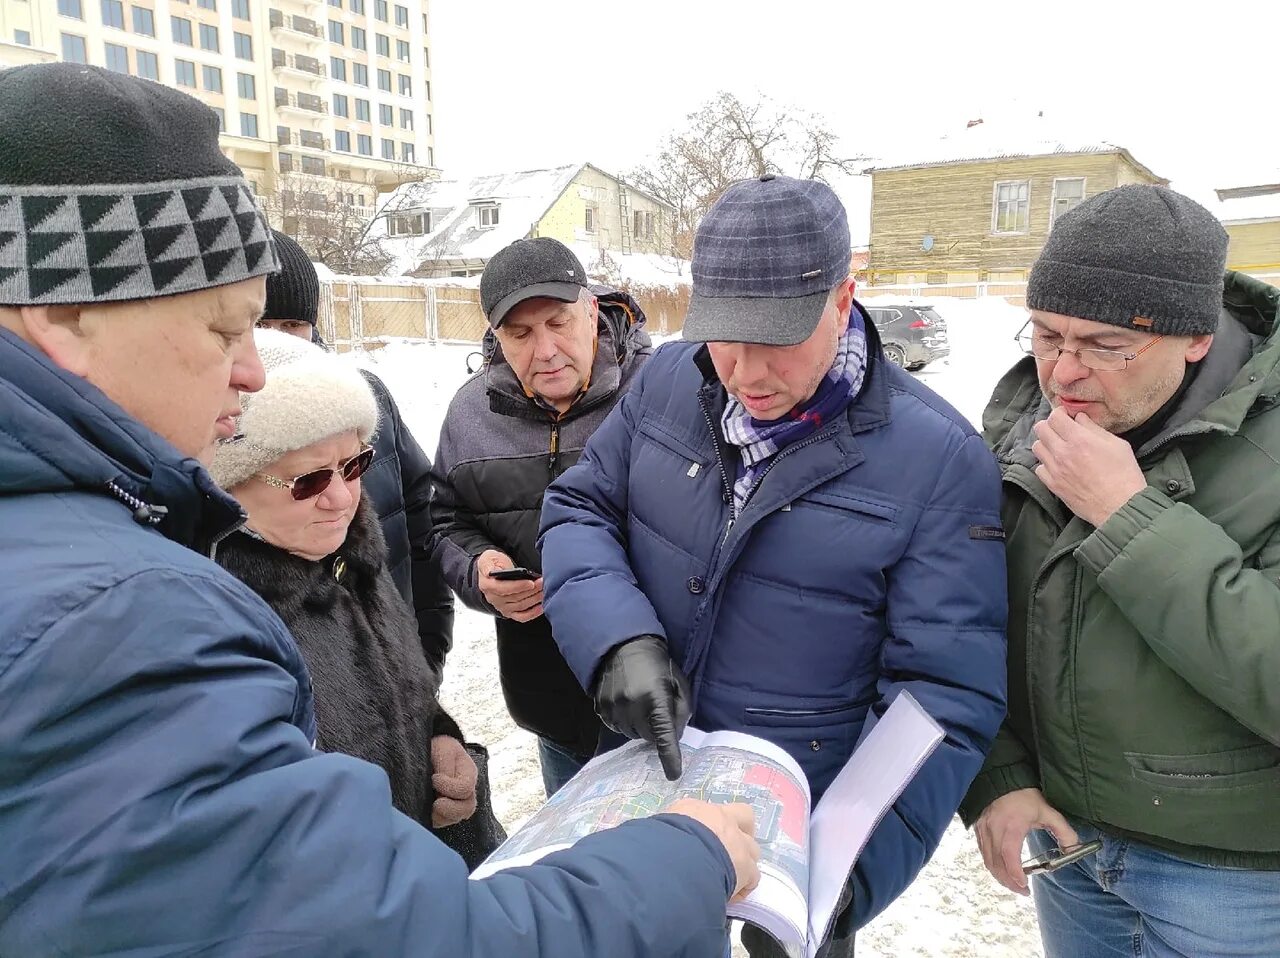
[480, 237, 587, 328]
[682, 174, 851, 347]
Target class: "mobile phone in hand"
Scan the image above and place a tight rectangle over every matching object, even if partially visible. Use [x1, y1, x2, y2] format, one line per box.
[488, 567, 540, 582]
[1022, 839, 1102, 876]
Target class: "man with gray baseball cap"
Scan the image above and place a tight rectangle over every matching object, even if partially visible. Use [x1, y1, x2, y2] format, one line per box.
[539, 174, 1009, 955]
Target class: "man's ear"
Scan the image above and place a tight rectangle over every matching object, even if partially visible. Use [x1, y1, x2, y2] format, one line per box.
[19, 304, 94, 376]
[1185, 333, 1213, 364]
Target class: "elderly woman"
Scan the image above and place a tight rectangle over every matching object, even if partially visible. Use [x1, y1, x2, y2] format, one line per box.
[211, 329, 489, 857]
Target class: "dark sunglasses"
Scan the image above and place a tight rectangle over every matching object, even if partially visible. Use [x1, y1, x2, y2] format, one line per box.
[253, 445, 375, 501]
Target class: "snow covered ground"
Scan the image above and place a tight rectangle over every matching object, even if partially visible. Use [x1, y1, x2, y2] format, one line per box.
[347, 295, 1043, 956]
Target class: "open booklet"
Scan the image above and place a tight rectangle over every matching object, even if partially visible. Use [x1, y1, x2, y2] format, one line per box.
[471, 691, 945, 958]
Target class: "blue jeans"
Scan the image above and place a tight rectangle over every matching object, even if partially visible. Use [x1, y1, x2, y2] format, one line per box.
[536, 737, 590, 798]
[1028, 824, 1280, 957]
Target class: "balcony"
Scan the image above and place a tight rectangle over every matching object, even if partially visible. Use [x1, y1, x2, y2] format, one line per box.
[271, 48, 326, 80]
[268, 9, 324, 41]
[275, 89, 328, 115]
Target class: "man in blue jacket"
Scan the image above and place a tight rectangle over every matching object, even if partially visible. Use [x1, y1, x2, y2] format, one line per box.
[0, 62, 759, 958]
[540, 174, 1009, 956]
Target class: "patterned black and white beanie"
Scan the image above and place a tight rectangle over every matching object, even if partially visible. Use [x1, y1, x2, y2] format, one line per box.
[0, 62, 278, 305]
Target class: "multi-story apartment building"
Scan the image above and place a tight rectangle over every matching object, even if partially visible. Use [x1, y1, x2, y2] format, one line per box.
[0, 0, 436, 243]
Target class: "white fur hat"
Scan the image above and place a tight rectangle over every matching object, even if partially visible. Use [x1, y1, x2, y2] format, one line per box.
[210, 328, 379, 490]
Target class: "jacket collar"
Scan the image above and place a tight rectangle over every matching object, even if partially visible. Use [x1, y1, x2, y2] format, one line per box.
[0, 327, 244, 554]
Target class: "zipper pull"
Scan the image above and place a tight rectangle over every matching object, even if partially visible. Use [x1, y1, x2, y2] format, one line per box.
[548, 422, 560, 475]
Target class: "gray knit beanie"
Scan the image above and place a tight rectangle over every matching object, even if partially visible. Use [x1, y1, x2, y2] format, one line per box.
[1027, 184, 1228, 336]
[210, 328, 377, 490]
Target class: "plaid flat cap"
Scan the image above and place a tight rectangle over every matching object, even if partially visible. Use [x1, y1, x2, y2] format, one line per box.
[683, 174, 851, 347]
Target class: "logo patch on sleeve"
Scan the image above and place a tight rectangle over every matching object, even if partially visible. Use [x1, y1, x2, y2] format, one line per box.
[969, 525, 1006, 541]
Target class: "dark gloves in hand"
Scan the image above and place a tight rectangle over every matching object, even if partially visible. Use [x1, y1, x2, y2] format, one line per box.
[591, 634, 691, 780]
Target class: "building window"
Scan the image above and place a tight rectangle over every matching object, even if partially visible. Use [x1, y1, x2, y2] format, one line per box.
[424, 79, 430, 101]
[375, 32, 389, 56]
[349, 0, 363, 11]
[394, 4, 407, 27]
[351, 26, 366, 49]
[422, 44, 428, 67]
[101, 0, 125, 28]
[135, 48, 158, 78]
[131, 6, 154, 35]
[584, 206, 596, 233]
[634, 209, 656, 240]
[15, 28, 31, 44]
[380, 137, 394, 159]
[387, 211, 428, 236]
[104, 41, 129, 72]
[396, 39, 409, 61]
[357, 133, 372, 155]
[330, 56, 346, 81]
[378, 102, 392, 124]
[402, 142, 414, 163]
[353, 62, 368, 85]
[234, 30, 251, 58]
[237, 71, 255, 98]
[279, 151, 293, 171]
[427, 146, 433, 167]
[202, 64, 221, 91]
[992, 180, 1030, 234]
[1051, 178, 1086, 226]
[328, 20, 343, 43]
[333, 93, 349, 116]
[212, 106, 225, 130]
[328, 0, 339, 6]
[425, 113, 431, 135]
[232, 0, 249, 19]
[355, 97, 370, 120]
[377, 68, 391, 91]
[374, 0, 386, 21]
[398, 73, 410, 96]
[335, 130, 351, 152]
[197, 0, 215, 9]
[477, 204, 499, 229]
[276, 124, 290, 145]
[301, 156, 325, 175]
[198, 22, 218, 50]
[58, 0, 82, 19]
[174, 57, 196, 86]
[240, 113, 258, 138]
[172, 16, 192, 44]
[399, 107, 412, 129]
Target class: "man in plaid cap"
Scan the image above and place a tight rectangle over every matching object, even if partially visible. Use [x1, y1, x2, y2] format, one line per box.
[541, 174, 1008, 955]
[0, 63, 764, 957]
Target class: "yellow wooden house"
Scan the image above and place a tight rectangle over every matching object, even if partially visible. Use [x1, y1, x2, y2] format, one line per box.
[864, 119, 1166, 287]
[1216, 183, 1280, 281]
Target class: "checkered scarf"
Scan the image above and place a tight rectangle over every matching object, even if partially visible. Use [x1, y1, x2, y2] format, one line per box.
[721, 308, 868, 515]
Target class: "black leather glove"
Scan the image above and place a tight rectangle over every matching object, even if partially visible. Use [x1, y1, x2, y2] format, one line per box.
[591, 634, 692, 780]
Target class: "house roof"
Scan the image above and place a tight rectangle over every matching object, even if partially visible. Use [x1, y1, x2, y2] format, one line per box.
[375, 162, 675, 275]
[1215, 187, 1280, 225]
[863, 117, 1165, 183]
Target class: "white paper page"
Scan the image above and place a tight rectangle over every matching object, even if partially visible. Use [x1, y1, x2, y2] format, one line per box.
[804, 691, 945, 958]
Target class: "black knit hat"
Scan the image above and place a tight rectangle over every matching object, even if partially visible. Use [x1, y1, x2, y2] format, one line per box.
[0, 63, 278, 306]
[1028, 184, 1228, 336]
[264, 230, 319, 325]
[480, 237, 587, 328]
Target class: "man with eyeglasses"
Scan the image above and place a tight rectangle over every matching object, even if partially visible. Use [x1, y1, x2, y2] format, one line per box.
[960, 184, 1280, 956]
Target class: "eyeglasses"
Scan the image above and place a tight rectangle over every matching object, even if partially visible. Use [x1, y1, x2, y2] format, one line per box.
[1016, 321, 1164, 372]
[253, 445, 375, 501]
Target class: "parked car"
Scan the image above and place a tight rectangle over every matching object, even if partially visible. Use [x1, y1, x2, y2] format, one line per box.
[865, 302, 951, 370]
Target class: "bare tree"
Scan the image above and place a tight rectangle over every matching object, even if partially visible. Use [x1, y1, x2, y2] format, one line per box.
[631, 91, 865, 259]
[265, 167, 430, 276]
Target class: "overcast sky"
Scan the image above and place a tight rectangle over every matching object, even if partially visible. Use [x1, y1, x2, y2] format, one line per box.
[429, 0, 1280, 240]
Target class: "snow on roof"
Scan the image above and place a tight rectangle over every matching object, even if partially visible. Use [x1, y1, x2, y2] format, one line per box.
[375, 164, 584, 271]
[567, 242, 691, 289]
[864, 116, 1163, 181]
